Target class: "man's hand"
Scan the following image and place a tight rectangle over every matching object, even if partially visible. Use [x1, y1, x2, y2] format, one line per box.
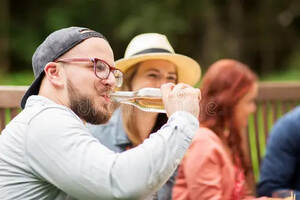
[161, 83, 201, 118]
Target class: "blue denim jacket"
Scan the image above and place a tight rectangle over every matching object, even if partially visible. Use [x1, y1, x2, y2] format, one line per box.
[257, 106, 300, 199]
[88, 108, 176, 200]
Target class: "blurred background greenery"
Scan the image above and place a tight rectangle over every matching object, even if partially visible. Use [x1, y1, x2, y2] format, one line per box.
[0, 0, 299, 85]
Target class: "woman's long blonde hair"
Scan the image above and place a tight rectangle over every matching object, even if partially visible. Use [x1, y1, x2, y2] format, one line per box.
[120, 63, 142, 145]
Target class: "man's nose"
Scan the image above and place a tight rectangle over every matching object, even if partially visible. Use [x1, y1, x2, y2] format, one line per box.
[101, 71, 116, 88]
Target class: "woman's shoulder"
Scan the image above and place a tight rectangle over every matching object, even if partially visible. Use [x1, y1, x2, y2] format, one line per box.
[193, 127, 222, 144]
[187, 127, 234, 173]
[184, 127, 230, 168]
[187, 127, 225, 154]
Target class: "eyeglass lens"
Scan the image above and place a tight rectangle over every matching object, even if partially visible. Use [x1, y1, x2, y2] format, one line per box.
[94, 59, 123, 87]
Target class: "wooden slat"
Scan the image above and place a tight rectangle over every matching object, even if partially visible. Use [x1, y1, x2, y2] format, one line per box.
[257, 82, 300, 101]
[253, 110, 261, 167]
[10, 108, 19, 120]
[285, 101, 291, 113]
[271, 101, 278, 124]
[287, 101, 300, 112]
[245, 127, 252, 164]
[290, 101, 297, 110]
[262, 101, 269, 141]
[0, 86, 27, 132]
[0, 86, 28, 108]
[0, 108, 5, 132]
[281, 101, 288, 115]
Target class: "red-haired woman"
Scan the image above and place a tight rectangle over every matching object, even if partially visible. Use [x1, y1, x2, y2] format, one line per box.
[173, 59, 279, 200]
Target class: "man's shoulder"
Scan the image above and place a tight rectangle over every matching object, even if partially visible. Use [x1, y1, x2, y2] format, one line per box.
[194, 127, 220, 143]
[283, 106, 300, 122]
[272, 106, 300, 133]
[268, 106, 300, 147]
[30, 105, 79, 124]
[10, 104, 75, 129]
[191, 127, 223, 151]
[23, 103, 89, 147]
[17, 96, 81, 126]
[14, 102, 82, 136]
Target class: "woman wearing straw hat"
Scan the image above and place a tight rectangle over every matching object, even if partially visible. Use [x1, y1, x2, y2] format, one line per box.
[88, 33, 201, 199]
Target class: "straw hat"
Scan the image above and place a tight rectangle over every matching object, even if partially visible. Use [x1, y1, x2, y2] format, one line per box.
[116, 33, 201, 86]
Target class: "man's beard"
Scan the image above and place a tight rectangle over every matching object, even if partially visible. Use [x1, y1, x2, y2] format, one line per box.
[67, 79, 113, 124]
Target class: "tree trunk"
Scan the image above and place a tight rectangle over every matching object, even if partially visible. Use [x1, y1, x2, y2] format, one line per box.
[0, 0, 10, 74]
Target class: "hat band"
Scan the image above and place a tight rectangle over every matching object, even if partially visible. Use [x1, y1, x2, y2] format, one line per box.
[132, 48, 172, 56]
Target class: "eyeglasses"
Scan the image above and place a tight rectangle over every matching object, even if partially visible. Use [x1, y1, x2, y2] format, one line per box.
[55, 58, 123, 87]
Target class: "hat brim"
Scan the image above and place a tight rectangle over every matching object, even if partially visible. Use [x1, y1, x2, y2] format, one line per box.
[116, 53, 201, 86]
[20, 72, 44, 109]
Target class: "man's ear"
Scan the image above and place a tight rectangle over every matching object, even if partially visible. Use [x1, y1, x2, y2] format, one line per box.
[44, 62, 65, 88]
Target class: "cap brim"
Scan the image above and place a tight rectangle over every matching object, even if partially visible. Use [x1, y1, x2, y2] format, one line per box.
[115, 53, 201, 86]
[20, 72, 44, 109]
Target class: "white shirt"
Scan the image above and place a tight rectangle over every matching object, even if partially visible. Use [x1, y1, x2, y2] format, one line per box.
[0, 95, 198, 200]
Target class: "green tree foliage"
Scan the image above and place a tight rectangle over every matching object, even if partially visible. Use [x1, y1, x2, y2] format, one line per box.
[5, 0, 300, 75]
[0, 0, 10, 73]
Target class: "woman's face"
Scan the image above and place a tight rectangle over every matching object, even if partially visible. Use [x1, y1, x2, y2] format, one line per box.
[130, 59, 177, 91]
[234, 83, 258, 130]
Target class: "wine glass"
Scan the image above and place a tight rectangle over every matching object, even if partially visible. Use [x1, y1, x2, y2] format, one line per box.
[272, 189, 295, 199]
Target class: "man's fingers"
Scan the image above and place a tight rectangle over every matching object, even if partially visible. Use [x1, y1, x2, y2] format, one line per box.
[172, 83, 190, 93]
[161, 83, 201, 118]
[198, 89, 201, 101]
[172, 84, 200, 99]
[161, 83, 175, 95]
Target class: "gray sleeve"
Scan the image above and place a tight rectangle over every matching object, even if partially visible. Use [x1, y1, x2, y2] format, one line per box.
[25, 108, 198, 200]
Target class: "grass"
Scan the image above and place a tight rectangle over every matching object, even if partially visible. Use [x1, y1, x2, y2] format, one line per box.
[260, 68, 300, 82]
[0, 71, 34, 85]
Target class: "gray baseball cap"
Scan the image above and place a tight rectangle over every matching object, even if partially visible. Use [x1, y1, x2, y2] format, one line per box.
[21, 26, 106, 108]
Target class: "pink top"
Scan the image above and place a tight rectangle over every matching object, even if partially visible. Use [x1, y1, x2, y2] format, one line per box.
[173, 128, 269, 200]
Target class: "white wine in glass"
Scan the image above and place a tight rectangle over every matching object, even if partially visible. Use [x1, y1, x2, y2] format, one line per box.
[110, 88, 165, 113]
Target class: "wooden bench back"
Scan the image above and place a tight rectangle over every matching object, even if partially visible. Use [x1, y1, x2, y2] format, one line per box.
[247, 82, 300, 182]
[0, 86, 27, 131]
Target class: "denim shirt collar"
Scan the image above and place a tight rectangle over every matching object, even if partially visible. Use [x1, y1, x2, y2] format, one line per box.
[104, 108, 132, 147]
